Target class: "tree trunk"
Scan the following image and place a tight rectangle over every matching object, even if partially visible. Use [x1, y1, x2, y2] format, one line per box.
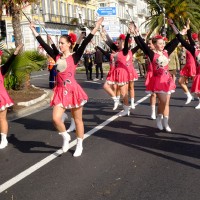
[11, 3, 23, 48]
[0, 0, 2, 21]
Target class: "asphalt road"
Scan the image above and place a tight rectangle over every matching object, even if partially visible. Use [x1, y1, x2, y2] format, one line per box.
[0, 70, 200, 200]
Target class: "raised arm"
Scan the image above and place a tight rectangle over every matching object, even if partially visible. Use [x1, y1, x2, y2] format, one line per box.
[73, 33, 85, 52]
[186, 19, 195, 47]
[129, 22, 154, 61]
[96, 46, 111, 60]
[100, 26, 118, 52]
[72, 17, 104, 65]
[168, 19, 195, 56]
[30, 22, 56, 60]
[1, 44, 24, 76]
[122, 33, 130, 56]
[47, 35, 60, 55]
[164, 37, 179, 55]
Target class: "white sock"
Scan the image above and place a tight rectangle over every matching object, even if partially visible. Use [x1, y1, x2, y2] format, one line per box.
[163, 116, 171, 132]
[151, 105, 156, 119]
[131, 98, 135, 109]
[0, 133, 8, 149]
[195, 99, 200, 109]
[66, 118, 76, 132]
[73, 138, 83, 157]
[185, 92, 191, 97]
[59, 131, 71, 153]
[1, 133, 7, 141]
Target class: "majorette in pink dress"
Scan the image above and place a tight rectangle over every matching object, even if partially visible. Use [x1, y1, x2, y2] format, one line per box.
[127, 50, 138, 82]
[145, 58, 155, 92]
[180, 50, 196, 77]
[148, 50, 176, 94]
[51, 55, 88, 108]
[191, 49, 200, 94]
[114, 50, 131, 86]
[0, 72, 14, 111]
[106, 53, 117, 85]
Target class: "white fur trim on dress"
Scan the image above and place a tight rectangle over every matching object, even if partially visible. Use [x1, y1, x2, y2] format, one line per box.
[0, 103, 14, 111]
[146, 90, 175, 95]
[56, 100, 87, 109]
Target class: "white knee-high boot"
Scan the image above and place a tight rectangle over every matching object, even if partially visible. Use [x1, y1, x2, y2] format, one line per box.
[151, 105, 156, 120]
[117, 96, 122, 105]
[156, 114, 163, 130]
[0, 133, 8, 149]
[112, 96, 120, 110]
[131, 98, 135, 109]
[73, 138, 83, 157]
[59, 131, 71, 153]
[163, 116, 171, 132]
[66, 118, 76, 132]
[195, 99, 200, 109]
[185, 92, 193, 104]
[119, 105, 130, 117]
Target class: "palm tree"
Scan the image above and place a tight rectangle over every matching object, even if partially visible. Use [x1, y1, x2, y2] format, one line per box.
[146, 0, 200, 39]
[2, 0, 38, 47]
[3, 49, 47, 89]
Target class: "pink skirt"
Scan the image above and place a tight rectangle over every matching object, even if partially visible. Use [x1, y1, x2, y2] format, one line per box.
[106, 66, 116, 85]
[51, 84, 88, 108]
[0, 91, 14, 111]
[180, 63, 196, 77]
[129, 67, 138, 81]
[191, 74, 200, 94]
[114, 67, 129, 86]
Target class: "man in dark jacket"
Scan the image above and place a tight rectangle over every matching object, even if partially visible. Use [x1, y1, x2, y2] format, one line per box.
[94, 47, 103, 80]
[83, 49, 93, 80]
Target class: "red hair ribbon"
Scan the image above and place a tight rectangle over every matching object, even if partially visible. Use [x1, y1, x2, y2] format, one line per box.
[192, 33, 198, 40]
[68, 33, 77, 45]
[0, 50, 3, 56]
[153, 35, 163, 40]
[163, 37, 168, 42]
[118, 34, 126, 40]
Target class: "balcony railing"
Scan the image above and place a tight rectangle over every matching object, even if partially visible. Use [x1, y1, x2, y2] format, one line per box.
[43, 13, 95, 28]
[119, 0, 137, 5]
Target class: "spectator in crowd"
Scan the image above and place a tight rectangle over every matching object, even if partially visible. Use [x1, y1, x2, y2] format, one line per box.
[168, 48, 180, 82]
[93, 46, 104, 81]
[47, 55, 57, 89]
[83, 49, 93, 80]
[135, 49, 146, 77]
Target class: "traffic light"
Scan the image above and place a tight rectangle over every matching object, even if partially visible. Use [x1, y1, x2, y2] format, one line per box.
[0, 20, 6, 38]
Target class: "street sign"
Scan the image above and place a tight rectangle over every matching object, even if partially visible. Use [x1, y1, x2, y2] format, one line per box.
[97, 7, 116, 16]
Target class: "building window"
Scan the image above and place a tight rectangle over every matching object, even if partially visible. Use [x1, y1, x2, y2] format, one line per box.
[99, 3, 106, 7]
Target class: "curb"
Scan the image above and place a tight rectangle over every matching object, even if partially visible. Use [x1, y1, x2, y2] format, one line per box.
[8, 88, 52, 121]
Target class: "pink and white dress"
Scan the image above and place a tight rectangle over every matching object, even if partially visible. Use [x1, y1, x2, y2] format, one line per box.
[191, 49, 200, 94]
[127, 50, 138, 82]
[148, 50, 176, 94]
[51, 55, 88, 108]
[114, 51, 131, 86]
[145, 59, 155, 92]
[106, 53, 117, 85]
[180, 50, 196, 77]
[0, 72, 13, 111]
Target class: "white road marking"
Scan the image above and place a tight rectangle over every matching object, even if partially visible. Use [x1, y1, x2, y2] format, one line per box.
[0, 94, 150, 193]
[31, 73, 49, 78]
[85, 80, 102, 84]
